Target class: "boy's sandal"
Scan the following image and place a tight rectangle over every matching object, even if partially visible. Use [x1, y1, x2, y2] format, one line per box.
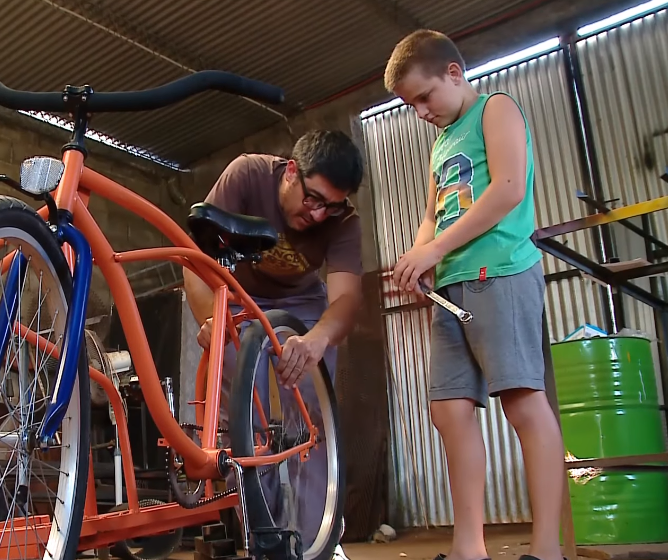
[434, 556, 492, 560]
[519, 556, 568, 560]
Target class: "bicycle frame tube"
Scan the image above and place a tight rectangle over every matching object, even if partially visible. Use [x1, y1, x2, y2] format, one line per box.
[0, 252, 27, 366]
[39, 220, 93, 442]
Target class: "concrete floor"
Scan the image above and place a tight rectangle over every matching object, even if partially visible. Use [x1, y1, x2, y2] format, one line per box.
[338, 524, 668, 560]
[169, 523, 668, 560]
[341, 524, 533, 560]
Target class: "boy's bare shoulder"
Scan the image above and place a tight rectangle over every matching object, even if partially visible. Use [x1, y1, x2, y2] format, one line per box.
[482, 93, 524, 126]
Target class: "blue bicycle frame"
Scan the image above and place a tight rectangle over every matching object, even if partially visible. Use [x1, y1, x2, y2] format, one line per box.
[0, 215, 92, 445]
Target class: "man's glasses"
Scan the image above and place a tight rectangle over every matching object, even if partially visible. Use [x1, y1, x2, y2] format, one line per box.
[297, 170, 349, 217]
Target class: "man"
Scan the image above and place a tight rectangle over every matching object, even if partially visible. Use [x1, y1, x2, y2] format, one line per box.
[182, 129, 364, 560]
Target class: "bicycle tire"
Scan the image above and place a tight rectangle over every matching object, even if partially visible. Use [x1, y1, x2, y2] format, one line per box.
[0, 196, 91, 560]
[229, 309, 344, 560]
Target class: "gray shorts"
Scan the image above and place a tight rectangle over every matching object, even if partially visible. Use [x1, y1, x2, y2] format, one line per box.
[429, 261, 546, 407]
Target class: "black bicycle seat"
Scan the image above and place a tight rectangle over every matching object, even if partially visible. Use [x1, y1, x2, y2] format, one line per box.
[187, 202, 278, 258]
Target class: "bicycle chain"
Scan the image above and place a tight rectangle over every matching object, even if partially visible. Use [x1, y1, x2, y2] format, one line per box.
[166, 422, 279, 510]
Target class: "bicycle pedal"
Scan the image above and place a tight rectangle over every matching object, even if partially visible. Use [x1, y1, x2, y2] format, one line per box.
[251, 528, 303, 560]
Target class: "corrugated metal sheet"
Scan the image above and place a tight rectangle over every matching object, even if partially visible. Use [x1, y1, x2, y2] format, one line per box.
[577, 8, 668, 397]
[362, 48, 607, 527]
[395, 0, 531, 37]
[0, 0, 620, 166]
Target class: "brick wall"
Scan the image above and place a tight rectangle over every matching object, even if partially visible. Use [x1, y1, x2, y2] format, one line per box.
[0, 108, 198, 308]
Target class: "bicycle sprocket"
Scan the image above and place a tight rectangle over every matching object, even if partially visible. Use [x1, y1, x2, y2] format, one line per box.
[166, 423, 206, 508]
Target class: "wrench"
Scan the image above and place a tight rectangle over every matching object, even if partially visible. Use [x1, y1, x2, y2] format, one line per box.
[418, 279, 473, 324]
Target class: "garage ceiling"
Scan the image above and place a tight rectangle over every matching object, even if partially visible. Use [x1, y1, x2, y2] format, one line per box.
[0, 0, 639, 167]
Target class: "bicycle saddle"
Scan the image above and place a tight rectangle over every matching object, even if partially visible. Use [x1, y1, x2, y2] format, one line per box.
[187, 202, 278, 258]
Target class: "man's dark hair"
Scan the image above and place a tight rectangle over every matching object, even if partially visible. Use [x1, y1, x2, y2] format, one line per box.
[291, 130, 364, 194]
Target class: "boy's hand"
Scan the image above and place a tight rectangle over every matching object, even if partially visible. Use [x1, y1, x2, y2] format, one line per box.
[393, 242, 443, 292]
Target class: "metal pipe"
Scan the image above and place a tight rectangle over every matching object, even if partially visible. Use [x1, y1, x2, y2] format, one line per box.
[562, 34, 623, 332]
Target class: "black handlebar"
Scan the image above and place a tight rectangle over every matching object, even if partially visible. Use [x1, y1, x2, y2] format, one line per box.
[0, 70, 285, 113]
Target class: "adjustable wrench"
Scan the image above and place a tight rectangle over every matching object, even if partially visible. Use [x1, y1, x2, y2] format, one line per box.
[418, 279, 473, 324]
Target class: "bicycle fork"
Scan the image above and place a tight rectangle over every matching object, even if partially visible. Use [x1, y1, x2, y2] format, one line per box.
[0, 218, 93, 448]
[40, 221, 93, 444]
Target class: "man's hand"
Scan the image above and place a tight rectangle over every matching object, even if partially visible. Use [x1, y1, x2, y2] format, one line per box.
[197, 318, 213, 349]
[393, 242, 443, 293]
[272, 332, 328, 389]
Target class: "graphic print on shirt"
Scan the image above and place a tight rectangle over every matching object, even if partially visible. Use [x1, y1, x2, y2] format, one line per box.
[255, 233, 311, 276]
[434, 151, 475, 230]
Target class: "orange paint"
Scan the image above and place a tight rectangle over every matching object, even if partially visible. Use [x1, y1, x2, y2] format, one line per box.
[53, 150, 84, 214]
[195, 351, 208, 428]
[202, 287, 227, 451]
[85, 449, 98, 517]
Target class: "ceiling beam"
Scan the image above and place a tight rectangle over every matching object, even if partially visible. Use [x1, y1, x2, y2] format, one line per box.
[358, 0, 427, 34]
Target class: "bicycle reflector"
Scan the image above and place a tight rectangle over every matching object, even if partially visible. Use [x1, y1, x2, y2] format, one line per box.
[20, 156, 65, 195]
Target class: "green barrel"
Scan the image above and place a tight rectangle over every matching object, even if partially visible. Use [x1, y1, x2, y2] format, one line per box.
[552, 336, 668, 545]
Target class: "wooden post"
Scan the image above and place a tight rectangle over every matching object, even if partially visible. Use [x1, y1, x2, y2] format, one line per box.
[542, 311, 577, 560]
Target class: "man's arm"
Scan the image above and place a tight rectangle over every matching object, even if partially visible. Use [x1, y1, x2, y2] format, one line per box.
[183, 268, 214, 326]
[276, 271, 362, 389]
[393, 94, 529, 291]
[182, 155, 250, 347]
[309, 271, 362, 346]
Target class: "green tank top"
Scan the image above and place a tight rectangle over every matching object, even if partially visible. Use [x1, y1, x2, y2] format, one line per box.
[431, 92, 542, 290]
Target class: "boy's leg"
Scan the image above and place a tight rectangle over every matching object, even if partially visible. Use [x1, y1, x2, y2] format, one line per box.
[428, 289, 490, 560]
[461, 262, 563, 560]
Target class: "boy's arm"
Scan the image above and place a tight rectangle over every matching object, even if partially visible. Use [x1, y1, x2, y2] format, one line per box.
[413, 162, 438, 247]
[394, 94, 528, 292]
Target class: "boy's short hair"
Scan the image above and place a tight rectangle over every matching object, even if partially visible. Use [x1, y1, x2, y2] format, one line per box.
[384, 29, 466, 92]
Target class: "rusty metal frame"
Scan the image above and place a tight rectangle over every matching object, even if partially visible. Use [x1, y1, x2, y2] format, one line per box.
[535, 191, 668, 560]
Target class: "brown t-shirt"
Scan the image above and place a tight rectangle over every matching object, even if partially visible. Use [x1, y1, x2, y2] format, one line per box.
[204, 153, 363, 299]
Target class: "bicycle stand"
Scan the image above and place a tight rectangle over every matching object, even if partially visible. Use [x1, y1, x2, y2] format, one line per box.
[196, 523, 303, 560]
[251, 528, 304, 560]
[196, 522, 251, 560]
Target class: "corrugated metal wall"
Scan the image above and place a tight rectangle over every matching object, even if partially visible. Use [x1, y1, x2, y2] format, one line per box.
[363, 48, 609, 527]
[577, 9, 668, 396]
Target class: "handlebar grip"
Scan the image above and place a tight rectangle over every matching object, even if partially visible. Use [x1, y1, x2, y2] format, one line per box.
[0, 70, 285, 114]
[0, 86, 66, 113]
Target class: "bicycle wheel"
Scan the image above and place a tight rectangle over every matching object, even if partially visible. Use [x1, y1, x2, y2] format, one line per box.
[0, 196, 90, 560]
[229, 309, 344, 560]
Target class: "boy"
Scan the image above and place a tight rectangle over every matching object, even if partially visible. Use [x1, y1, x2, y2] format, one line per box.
[385, 30, 565, 560]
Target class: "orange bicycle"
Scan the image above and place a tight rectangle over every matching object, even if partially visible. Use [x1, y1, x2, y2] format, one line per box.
[0, 71, 343, 560]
